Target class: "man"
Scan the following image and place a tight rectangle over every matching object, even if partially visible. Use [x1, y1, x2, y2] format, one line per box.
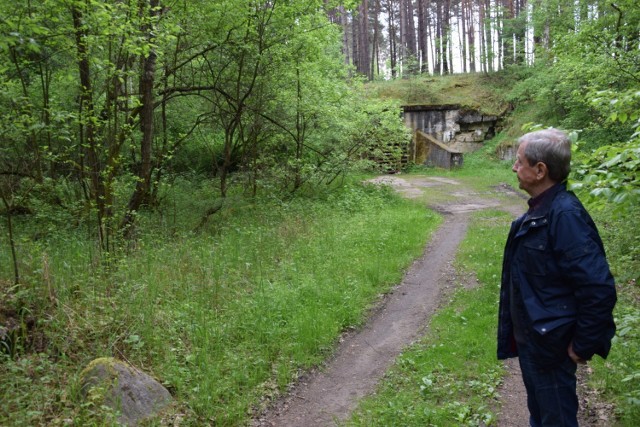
[497, 128, 617, 427]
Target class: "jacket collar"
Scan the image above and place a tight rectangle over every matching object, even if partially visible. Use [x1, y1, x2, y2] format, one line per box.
[527, 182, 566, 217]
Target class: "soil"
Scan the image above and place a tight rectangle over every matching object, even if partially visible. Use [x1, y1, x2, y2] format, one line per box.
[252, 175, 614, 427]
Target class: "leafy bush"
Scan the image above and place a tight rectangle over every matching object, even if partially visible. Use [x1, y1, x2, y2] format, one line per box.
[572, 89, 640, 212]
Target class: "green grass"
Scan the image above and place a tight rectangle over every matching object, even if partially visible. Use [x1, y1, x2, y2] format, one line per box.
[347, 209, 512, 426]
[363, 73, 512, 116]
[0, 180, 441, 426]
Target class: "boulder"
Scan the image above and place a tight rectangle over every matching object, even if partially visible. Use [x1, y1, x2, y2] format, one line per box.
[79, 357, 171, 426]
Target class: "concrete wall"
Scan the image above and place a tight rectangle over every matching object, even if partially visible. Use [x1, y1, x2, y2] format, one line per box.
[403, 105, 499, 153]
[413, 130, 463, 169]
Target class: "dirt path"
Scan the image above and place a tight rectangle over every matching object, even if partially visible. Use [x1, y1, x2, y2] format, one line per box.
[253, 175, 609, 426]
[255, 212, 469, 426]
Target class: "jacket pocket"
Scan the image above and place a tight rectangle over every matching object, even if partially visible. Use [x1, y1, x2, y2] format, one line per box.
[530, 321, 575, 369]
[521, 238, 548, 276]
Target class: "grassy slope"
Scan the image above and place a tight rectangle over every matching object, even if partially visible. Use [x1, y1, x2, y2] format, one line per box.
[363, 73, 512, 116]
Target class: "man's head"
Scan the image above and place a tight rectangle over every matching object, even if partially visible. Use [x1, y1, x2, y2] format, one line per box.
[512, 128, 571, 197]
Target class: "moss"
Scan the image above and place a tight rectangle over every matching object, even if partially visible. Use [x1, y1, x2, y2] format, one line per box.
[79, 357, 126, 401]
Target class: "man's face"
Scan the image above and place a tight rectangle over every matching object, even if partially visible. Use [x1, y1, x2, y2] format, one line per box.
[512, 142, 539, 196]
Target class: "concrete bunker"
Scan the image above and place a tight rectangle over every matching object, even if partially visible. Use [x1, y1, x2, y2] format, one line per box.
[403, 104, 501, 169]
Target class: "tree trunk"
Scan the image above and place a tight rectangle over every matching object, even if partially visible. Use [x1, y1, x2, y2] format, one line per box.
[340, 6, 350, 67]
[467, 0, 476, 72]
[442, 0, 451, 74]
[358, 0, 370, 79]
[293, 65, 304, 191]
[514, 0, 526, 64]
[460, 1, 467, 73]
[502, 0, 514, 66]
[0, 192, 20, 285]
[399, 0, 407, 75]
[372, 0, 381, 77]
[428, 0, 436, 73]
[122, 0, 161, 235]
[387, 0, 398, 78]
[71, 5, 107, 248]
[485, 0, 494, 72]
[478, 0, 486, 72]
[405, 0, 417, 74]
[434, 0, 442, 73]
[417, 0, 428, 73]
[352, 11, 359, 72]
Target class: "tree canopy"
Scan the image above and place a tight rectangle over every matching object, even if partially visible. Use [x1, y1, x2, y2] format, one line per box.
[0, 0, 638, 251]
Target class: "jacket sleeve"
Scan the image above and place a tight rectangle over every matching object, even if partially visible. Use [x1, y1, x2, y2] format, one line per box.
[551, 208, 617, 360]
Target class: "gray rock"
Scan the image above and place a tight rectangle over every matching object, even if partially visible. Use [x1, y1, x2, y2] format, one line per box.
[80, 357, 172, 426]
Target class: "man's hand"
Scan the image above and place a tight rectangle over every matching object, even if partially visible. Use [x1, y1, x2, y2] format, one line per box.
[568, 342, 587, 364]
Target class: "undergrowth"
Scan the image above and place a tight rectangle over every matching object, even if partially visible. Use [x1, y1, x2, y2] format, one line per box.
[0, 179, 440, 425]
[588, 208, 640, 425]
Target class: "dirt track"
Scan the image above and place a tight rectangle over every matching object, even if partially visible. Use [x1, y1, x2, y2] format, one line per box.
[253, 175, 610, 426]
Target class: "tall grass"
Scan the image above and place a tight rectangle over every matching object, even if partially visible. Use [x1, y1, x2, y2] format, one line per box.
[0, 179, 440, 425]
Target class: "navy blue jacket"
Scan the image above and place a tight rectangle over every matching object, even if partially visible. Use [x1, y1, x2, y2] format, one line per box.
[497, 183, 616, 363]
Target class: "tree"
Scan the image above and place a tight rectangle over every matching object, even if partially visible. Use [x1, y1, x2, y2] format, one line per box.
[383, 0, 400, 78]
[351, 1, 371, 78]
[371, 0, 383, 78]
[417, 0, 429, 73]
[122, 0, 163, 234]
[465, 0, 476, 72]
[69, 0, 175, 246]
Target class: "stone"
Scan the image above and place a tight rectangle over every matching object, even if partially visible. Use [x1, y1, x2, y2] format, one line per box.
[79, 357, 172, 426]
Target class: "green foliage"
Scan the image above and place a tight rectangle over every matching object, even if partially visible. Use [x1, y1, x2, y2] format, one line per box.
[347, 98, 412, 173]
[614, 306, 640, 411]
[507, 0, 639, 148]
[591, 204, 640, 424]
[589, 300, 640, 425]
[571, 89, 640, 212]
[0, 0, 379, 246]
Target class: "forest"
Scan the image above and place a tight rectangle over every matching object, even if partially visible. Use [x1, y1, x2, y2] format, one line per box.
[1, 0, 639, 425]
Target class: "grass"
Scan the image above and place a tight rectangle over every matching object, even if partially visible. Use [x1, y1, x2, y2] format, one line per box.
[0, 179, 441, 425]
[587, 208, 640, 425]
[363, 73, 512, 116]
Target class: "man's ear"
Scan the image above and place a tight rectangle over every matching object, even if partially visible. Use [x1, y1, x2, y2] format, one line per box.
[536, 162, 548, 180]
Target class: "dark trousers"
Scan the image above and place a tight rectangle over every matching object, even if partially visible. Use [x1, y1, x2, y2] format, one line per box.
[518, 343, 579, 427]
